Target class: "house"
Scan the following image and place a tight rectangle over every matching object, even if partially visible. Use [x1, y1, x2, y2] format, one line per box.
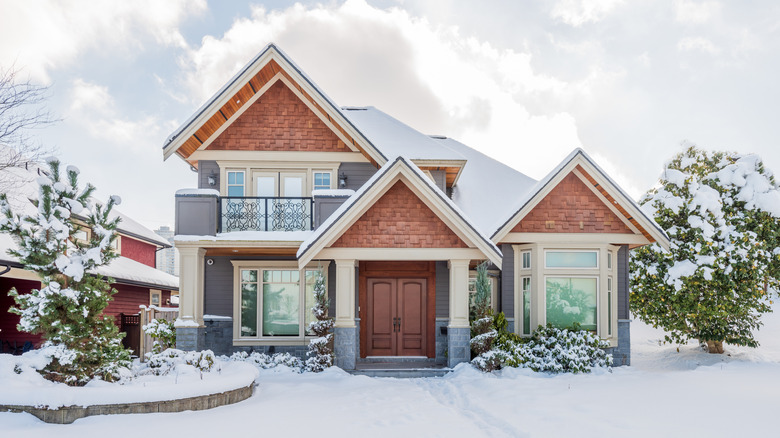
[0, 164, 179, 354]
[163, 43, 669, 369]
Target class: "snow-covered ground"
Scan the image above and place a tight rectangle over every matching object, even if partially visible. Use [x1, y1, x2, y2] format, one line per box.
[3, 304, 779, 437]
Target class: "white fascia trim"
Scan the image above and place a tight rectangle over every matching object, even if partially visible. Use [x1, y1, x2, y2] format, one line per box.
[502, 232, 651, 245]
[192, 150, 368, 163]
[314, 248, 486, 262]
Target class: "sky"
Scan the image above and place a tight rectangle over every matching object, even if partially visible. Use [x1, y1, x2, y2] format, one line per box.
[0, 0, 778, 232]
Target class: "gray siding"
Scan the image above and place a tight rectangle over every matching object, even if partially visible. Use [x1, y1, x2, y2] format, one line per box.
[618, 245, 629, 319]
[500, 244, 515, 317]
[429, 170, 446, 193]
[435, 261, 449, 318]
[198, 160, 220, 190]
[339, 162, 377, 190]
[204, 256, 296, 317]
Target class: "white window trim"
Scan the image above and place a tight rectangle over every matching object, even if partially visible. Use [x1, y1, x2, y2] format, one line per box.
[312, 169, 334, 191]
[219, 161, 339, 197]
[231, 260, 330, 346]
[150, 289, 162, 307]
[225, 169, 246, 197]
[514, 244, 619, 346]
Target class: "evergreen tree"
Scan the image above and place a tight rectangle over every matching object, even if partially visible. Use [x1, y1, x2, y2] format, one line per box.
[305, 269, 333, 372]
[0, 158, 130, 384]
[631, 145, 780, 353]
[470, 261, 498, 369]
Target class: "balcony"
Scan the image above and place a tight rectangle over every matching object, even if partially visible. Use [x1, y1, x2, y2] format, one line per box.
[219, 197, 314, 232]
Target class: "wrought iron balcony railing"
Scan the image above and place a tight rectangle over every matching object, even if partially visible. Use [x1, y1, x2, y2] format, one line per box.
[219, 197, 314, 232]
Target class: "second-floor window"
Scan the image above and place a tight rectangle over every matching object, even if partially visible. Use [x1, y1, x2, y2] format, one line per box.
[227, 171, 245, 196]
[313, 171, 331, 191]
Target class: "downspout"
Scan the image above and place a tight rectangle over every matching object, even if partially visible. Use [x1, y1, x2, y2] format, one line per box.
[0, 264, 10, 276]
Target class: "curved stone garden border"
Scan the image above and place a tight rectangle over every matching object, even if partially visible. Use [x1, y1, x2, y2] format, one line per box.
[0, 383, 254, 424]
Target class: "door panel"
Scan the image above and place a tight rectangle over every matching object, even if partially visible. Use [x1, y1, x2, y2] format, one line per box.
[367, 279, 395, 356]
[398, 279, 426, 356]
[366, 278, 426, 356]
[280, 172, 305, 197]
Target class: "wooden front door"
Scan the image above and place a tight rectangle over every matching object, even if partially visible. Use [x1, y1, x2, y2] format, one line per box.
[366, 278, 427, 356]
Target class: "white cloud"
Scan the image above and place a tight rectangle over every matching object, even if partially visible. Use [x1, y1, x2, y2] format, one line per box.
[550, 0, 624, 27]
[68, 79, 176, 155]
[675, 0, 722, 24]
[0, 0, 206, 83]
[179, 0, 586, 179]
[677, 36, 721, 55]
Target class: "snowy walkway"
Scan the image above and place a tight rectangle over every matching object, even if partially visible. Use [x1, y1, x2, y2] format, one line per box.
[4, 305, 780, 437]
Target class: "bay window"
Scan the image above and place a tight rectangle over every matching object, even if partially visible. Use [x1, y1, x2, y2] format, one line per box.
[515, 244, 619, 345]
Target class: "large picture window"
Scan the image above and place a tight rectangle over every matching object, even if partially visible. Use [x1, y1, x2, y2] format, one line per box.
[235, 263, 327, 341]
[545, 277, 597, 331]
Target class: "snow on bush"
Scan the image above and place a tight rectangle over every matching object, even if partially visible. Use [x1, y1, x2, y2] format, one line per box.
[140, 349, 217, 376]
[473, 324, 613, 374]
[229, 351, 303, 372]
[143, 318, 176, 354]
[305, 269, 334, 372]
[631, 145, 780, 353]
[0, 158, 129, 385]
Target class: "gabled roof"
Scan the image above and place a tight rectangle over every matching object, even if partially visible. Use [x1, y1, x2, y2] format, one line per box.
[297, 157, 503, 267]
[490, 148, 670, 249]
[162, 43, 387, 166]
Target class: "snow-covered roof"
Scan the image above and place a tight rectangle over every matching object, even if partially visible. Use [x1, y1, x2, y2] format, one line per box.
[0, 161, 170, 248]
[0, 233, 178, 290]
[435, 137, 538, 235]
[341, 107, 465, 161]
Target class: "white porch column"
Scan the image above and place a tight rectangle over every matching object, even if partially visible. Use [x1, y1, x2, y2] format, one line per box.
[176, 246, 206, 327]
[448, 259, 471, 328]
[334, 259, 357, 328]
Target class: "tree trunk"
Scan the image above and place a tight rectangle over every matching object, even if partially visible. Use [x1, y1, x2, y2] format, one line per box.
[705, 340, 724, 354]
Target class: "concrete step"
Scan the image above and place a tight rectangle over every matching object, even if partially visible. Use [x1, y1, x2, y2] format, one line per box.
[347, 368, 452, 378]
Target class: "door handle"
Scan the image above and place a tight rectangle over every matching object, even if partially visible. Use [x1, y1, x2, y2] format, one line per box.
[392, 317, 398, 332]
[397, 317, 401, 332]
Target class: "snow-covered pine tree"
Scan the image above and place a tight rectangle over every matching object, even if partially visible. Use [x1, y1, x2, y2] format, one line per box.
[305, 269, 334, 372]
[470, 261, 499, 370]
[0, 158, 130, 384]
[631, 145, 780, 353]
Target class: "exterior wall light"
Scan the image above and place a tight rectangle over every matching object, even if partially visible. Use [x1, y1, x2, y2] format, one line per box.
[208, 173, 217, 186]
[338, 172, 348, 189]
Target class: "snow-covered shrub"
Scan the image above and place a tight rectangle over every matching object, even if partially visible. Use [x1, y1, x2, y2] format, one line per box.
[631, 145, 780, 353]
[143, 349, 217, 376]
[143, 318, 176, 354]
[306, 269, 334, 372]
[470, 262, 498, 368]
[229, 351, 303, 371]
[472, 324, 612, 374]
[0, 158, 130, 385]
[502, 324, 613, 373]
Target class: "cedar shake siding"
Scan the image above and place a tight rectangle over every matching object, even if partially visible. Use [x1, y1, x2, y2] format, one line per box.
[206, 81, 350, 152]
[332, 181, 468, 248]
[120, 237, 157, 267]
[512, 172, 632, 234]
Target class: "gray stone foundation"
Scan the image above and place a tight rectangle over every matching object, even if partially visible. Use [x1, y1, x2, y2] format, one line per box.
[176, 326, 205, 351]
[447, 326, 470, 368]
[435, 319, 448, 365]
[203, 317, 233, 356]
[334, 326, 358, 370]
[607, 319, 631, 366]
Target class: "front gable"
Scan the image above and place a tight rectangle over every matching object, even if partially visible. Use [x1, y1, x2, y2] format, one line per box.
[512, 171, 632, 234]
[332, 180, 468, 248]
[207, 81, 350, 153]
[163, 44, 387, 167]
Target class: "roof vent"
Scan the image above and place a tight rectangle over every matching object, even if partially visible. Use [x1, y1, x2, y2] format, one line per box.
[341, 106, 368, 111]
[428, 135, 448, 139]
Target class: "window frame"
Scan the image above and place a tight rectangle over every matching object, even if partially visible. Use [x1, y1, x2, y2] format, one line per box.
[544, 249, 599, 269]
[231, 260, 329, 345]
[225, 169, 246, 197]
[312, 170, 333, 191]
[468, 269, 499, 312]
